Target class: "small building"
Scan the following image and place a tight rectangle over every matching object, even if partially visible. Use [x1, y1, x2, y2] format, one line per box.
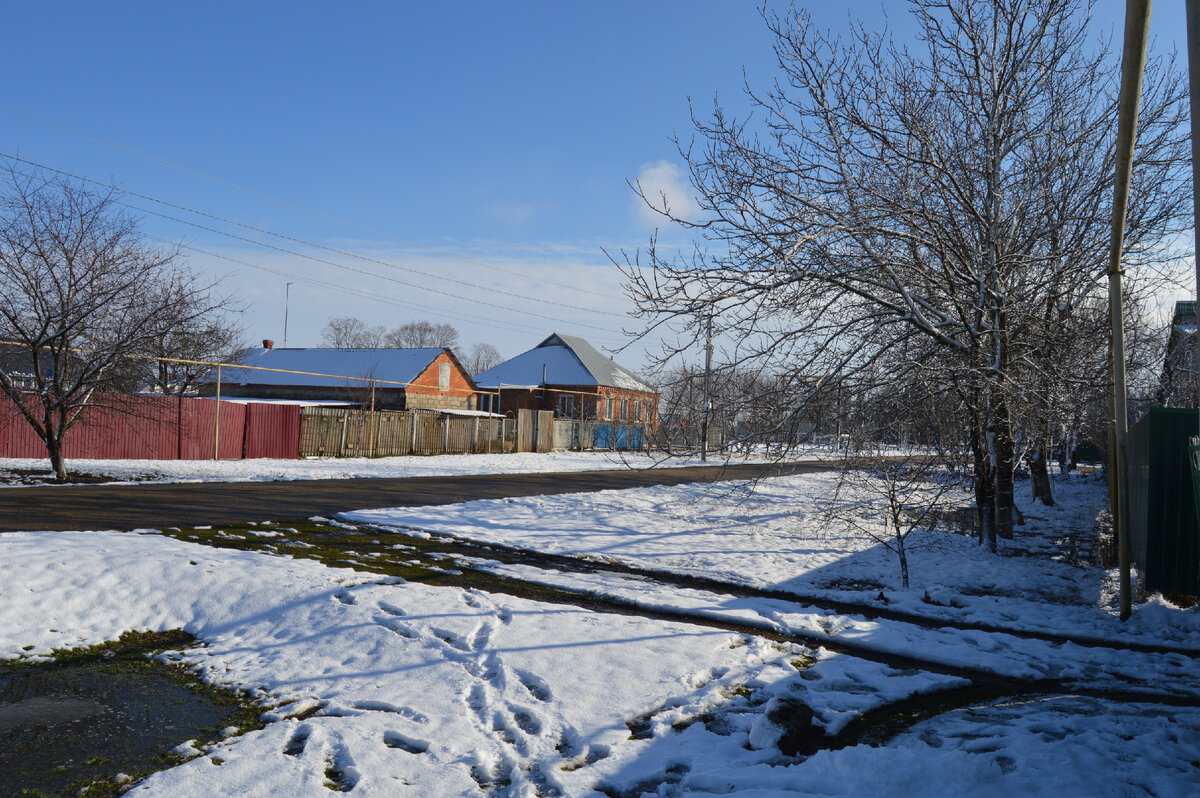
[473, 333, 657, 425]
[199, 345, 478, 412]
[1159, 300, 1198, 408]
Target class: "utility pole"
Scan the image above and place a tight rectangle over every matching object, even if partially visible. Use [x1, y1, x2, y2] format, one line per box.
[1109, 0, 1152, 621]
[1186, 0, 1200, 421]
[701, 312, 713, 462]
[283, 282, 294, 347]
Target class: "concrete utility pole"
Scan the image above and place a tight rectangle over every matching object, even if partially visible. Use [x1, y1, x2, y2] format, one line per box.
[1109, 0, 1152, 622]
[283, 282, 294, 347]
[701, 313, 714, 462]
[1187, 1, 1200, 419]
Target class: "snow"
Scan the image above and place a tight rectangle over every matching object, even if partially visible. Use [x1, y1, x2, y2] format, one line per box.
[348, 472, 1200, 649]
[0, 467, 1196, 795]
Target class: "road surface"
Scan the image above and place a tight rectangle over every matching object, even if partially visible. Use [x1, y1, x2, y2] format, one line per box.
[0, 461, 828, 532]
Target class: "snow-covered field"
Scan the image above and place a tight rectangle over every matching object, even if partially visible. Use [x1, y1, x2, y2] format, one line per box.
[348, 471, 1198, 648]
[0, 468, 1196, 796]
[0, 450, 786, 485]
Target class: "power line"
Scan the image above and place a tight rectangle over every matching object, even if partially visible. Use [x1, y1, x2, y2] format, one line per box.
[125, 199, 623, 336]
[0, 101, 629, 300]
[169, 239, 627, 346]
[0, 151, 627, 319]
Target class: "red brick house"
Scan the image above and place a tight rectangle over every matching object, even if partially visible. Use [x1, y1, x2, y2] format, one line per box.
[473, 333, 657, 425]
[199, 345, 478, 411]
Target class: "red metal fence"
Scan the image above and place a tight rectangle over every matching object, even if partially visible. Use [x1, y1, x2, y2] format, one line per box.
[0, 394, 299, 461]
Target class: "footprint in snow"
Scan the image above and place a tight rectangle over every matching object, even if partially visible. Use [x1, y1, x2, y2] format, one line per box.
[431, 626, 472, 652]
[514, 669, 553, 702]
[375, 616, 419, 639]
[282, 724, 311, 757]
[472, 622, 495, 652]
[383, 731, 430, 754]
[510, 705, 543, 736]
[353, 700, 429, 724]
[376, 601, 406, 617]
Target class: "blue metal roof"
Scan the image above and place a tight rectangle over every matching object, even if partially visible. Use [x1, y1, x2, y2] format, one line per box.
[220, 348, 445, 388]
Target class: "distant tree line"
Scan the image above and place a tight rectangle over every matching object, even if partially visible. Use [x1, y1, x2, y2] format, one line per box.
[319, 316, 503, 375]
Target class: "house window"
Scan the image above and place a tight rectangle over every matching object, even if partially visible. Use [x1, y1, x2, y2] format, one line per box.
[620, 398, 628, 421]
[438, 362, 450, 391]
[558, 394, 574, 418]
[633, 400, 642, 422]
[605, 397, 614, 420]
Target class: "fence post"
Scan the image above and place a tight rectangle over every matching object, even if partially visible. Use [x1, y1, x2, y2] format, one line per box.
[442, 415, 449, 453]
[473, 417, 480, 453]
[213, 364, 222, 460]
[411, 412, 418, 454]
[368, 380, 377, 458]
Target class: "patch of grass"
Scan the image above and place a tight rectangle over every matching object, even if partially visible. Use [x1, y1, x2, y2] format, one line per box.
[1, 629, 265, 797]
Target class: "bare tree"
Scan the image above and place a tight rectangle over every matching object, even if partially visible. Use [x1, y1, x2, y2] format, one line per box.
[621, 0, 1189, 553]
[126, 279, 246, 396]
[826, 451, 957, 590]
[0, 168, 235, 480]
[321, 316, 386, 348]
[465, 342, 503, 374]
[384, 320, 459, 349]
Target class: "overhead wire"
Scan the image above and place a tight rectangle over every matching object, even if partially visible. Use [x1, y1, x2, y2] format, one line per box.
[124, 199, 623, 336]
[0, 108, 630, 301]
[166, 239, 627, 344]
[0, 150, 626, 318]
[0, 152, 628, 338]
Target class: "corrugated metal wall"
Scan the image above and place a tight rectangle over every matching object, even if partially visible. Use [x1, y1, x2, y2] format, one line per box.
[0, 394, 299, 461]
[1127, 407, 1200, 594]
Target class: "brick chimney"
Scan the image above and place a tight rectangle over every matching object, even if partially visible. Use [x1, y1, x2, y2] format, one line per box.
[263, 339, 274, 349]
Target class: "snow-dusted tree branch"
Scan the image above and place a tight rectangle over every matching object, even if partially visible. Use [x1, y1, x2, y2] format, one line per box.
[619, 0, 1189, 553]
[0, 167, 236, 480]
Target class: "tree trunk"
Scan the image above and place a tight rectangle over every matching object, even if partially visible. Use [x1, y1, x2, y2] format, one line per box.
[993, 396, 1016, 539]
[1029, 441, 1055, 506]
[45, 435, 68, 482]
[969, 409, 998, 553]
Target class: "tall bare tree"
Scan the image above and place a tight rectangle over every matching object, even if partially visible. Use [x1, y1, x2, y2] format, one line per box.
[465, 342, 503, 374]
[0, 168, 236, 480]
[320, 316, 386, 348]
[621, 0, 1189, 552]
[139, 285, 245, 396]
[384, 320, 459, 349]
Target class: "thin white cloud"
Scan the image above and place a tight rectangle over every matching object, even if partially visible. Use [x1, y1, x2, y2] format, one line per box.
[486, 200, 541, 226]
[631, 160, 699, 229]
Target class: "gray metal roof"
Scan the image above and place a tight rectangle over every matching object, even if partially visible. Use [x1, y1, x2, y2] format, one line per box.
[538, 333, 655, 392]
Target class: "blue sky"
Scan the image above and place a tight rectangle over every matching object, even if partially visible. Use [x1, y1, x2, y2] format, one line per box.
[0, 1, 1189, 370]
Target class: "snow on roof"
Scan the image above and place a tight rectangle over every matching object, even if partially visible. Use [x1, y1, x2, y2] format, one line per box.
[473, 333, 655, 393]
[218, 348, 446, 388]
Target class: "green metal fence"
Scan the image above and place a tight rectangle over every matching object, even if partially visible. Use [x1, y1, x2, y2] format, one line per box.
[1126, 408, 1200, 595]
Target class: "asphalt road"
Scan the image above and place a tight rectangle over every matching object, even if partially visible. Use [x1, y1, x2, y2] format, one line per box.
[0, 461, 830, 533]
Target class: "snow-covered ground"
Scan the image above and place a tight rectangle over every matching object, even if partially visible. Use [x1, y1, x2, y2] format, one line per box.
[0, 450, 786, 485]
[348, 471, 1198, 649]
[0, 469, 1196, 796]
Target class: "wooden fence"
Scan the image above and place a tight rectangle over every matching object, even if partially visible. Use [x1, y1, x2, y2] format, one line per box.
[298, 407, 517, 458]
[1, 395, 653, 462]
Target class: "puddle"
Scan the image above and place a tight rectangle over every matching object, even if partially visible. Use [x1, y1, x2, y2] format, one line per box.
[0, 631, 261, 797]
